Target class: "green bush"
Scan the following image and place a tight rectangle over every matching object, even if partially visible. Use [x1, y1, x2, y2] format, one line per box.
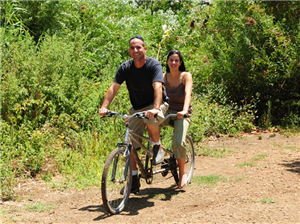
[190, 84, 255, 142]
[198, 1, 300, 126]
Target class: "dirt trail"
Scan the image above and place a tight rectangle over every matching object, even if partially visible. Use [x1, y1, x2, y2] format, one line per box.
[1, 132, 300, 224]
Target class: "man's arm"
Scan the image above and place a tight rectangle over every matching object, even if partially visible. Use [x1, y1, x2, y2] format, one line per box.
[152, 81, 162, 110]
[145, 81, 162, 118]
[98, 82, 120, 116]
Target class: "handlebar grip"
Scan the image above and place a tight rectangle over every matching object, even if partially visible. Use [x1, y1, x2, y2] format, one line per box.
[106, 111, 118, 117]
[106, 111, 113, 117]
[136, 112, 145, 118]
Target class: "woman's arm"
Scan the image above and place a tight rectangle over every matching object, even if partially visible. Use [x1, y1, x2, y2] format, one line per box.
[179, 72, 192, 116]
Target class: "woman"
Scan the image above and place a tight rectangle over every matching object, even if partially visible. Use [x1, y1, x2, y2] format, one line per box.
[162, 50, 193, 189]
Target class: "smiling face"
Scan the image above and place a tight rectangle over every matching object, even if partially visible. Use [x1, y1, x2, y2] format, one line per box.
[167, 53, 182, 72]
[128, 38, 147, 62]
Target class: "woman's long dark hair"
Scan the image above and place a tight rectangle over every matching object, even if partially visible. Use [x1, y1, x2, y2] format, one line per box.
[166, 50, 186, 73]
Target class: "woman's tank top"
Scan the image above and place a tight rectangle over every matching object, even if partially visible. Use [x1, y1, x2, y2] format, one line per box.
[165, 74, 192, 113]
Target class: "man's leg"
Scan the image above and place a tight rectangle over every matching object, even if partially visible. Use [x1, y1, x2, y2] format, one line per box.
[146, 123, 160, 142]
[130, 153, 140, 193]
[128, 109, 145, 193]
[145, 102, 168, 165]
[147, 123, 164, 164]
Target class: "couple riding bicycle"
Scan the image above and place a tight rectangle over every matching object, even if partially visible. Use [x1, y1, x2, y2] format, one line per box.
[99, 36, 193, 193]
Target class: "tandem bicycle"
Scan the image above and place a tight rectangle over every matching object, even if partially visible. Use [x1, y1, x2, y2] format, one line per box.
[101, 111, 195, 215]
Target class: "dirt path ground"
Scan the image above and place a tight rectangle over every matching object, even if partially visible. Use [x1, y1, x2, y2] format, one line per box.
[1, 132, 300, 224]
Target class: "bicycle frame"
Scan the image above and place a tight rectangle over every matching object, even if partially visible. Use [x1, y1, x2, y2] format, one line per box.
[106, 111, 178, 181]
[123, 122, 174, 181]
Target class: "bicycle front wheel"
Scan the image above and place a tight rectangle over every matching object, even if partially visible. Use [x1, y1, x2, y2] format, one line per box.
[101, 147, 132, 215]
[185, 135, 195, 184]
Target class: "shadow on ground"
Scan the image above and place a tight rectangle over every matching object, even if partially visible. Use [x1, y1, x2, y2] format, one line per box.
[280, 159, 300, 174]
[79, 185, 182, 220]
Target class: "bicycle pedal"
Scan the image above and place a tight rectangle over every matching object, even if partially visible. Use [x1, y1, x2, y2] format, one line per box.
[161, 159, 170, 168]
[161, 159, 168, 164]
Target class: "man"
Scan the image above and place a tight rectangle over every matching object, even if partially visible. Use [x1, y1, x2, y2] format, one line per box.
[99, 35, 168, 193]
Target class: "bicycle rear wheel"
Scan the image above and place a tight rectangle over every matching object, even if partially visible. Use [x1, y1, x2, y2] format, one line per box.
[101, 147, 132, 215]
[185, 135, 195, 184]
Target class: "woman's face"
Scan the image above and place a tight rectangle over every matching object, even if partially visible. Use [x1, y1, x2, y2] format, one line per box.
[167, 53, 181, 71]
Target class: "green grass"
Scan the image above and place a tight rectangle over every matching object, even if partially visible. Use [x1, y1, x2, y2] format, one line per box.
[148, 190, 181, 200]
[272, 143, 300, 152]
[252, 154, 268, 161]
[26, 202, 54, 212]
[193, 175, 228, 187]
[260, 198, 276, 204]
[235, 162, 256, 167]
[1, 206, 20, 223]
[235, 154, 268, 167]
[199, 145, 238, 158]
[279, 128, 300, 137]
[285, 146, 300, 152]
[269, 133, 276, 138]
[0, 208, 8, 217]
[273, 143, 283, 147]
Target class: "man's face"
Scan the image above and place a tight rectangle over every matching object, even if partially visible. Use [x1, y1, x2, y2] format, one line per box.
[128, 38, 147, 61]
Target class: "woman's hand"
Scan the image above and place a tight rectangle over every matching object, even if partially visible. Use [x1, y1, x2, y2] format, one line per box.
[177, 110, 188, 119]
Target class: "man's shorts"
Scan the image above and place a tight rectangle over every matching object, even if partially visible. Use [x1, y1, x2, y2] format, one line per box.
[129, 102, 169, 149]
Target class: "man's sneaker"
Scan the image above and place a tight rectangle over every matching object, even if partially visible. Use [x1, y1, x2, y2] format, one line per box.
[130, 175, 140, 193]
[120, 175, 140, 195]
[152, 145, 164, 165]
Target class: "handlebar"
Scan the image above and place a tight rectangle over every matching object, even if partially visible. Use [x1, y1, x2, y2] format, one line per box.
[101, 111, 190, 121]
[102, 111, 148, 120]
[164, 113, 190, 119]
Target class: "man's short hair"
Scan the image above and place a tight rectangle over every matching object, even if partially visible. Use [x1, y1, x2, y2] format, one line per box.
[129, 35, 144, 44]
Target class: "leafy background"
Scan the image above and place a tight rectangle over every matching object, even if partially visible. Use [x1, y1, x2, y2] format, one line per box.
[1, 0, 299, 198]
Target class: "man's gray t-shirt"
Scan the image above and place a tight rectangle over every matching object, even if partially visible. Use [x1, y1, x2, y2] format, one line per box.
[114, 57, 167, 110]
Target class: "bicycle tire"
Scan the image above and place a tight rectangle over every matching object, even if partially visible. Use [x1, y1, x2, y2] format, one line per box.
[170, 156, 179, 184]
[101, 147, 132, 215]
[184, 135, 195, 184]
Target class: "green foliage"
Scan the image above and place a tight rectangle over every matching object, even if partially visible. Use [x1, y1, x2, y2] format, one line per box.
[190, 84, 255, 142]
[198, 1, 300, 126]
[263, 1, 300, 37]
[134, 0, 194, 15]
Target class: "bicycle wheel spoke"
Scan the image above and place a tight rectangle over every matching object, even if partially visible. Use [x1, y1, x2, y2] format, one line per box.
[102, 147, 132, 214]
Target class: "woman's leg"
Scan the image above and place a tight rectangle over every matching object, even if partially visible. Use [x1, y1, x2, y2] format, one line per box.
[173, 117, 190, 188]
[177, 158, 187, 188]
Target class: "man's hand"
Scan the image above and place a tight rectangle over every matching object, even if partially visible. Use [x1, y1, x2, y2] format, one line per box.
[145, 109, 159, 119]
[99, 107, 109, 116]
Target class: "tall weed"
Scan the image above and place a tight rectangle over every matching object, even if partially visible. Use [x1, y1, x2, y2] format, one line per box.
[189, 84, 255, 142]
